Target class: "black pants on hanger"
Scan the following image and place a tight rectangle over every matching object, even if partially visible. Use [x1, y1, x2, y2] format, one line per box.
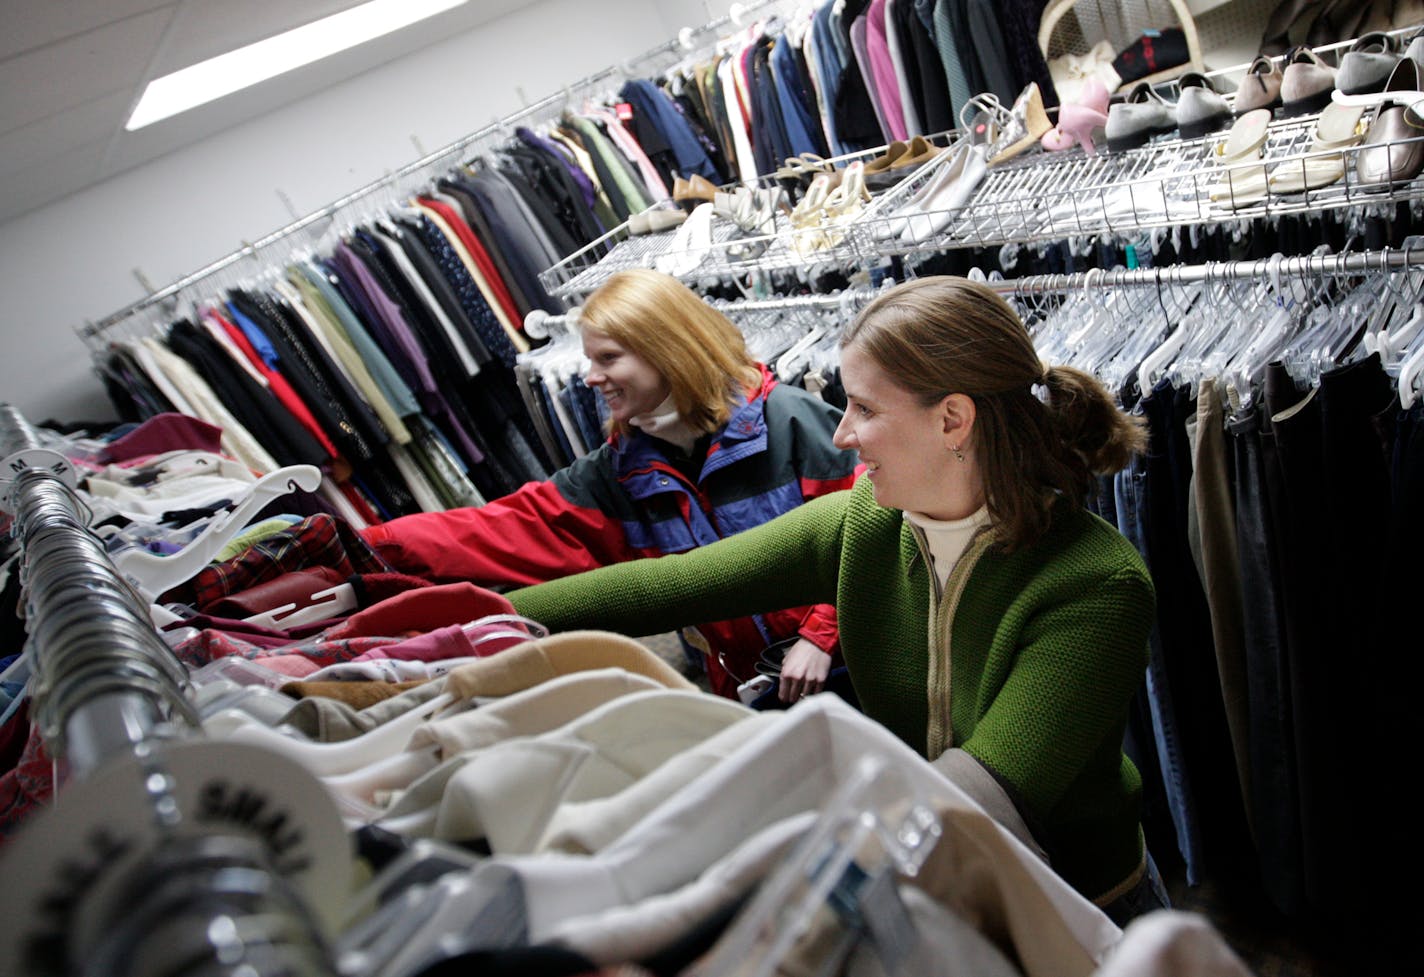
[1227, 396, 1307, 918]
[1285, 355, 1395, 913]
[1140, 384, 1253, 879]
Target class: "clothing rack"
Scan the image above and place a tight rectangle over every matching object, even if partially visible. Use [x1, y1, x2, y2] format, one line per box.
[0, 403, 347, 977]
[534, 245, 1424, 355]
[0, 404, 194, 766]
[521, 279, 889, 340]
[983, 243, 1424, 295]
[78, 0, 795, 344]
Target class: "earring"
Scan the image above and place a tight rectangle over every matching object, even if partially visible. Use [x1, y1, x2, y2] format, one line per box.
[951, 444, 965, 462]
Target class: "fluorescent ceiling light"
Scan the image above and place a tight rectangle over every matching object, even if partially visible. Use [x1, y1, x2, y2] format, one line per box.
[126, 0, 467, 130]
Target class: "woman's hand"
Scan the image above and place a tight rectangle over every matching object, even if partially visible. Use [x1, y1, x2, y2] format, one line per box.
[778, 638, 831, 702]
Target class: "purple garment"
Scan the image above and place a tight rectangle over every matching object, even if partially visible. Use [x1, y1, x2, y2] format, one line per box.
[352, 624, 471, 662]
[850, 11, 892, 143]
[332, 243, 485, 467]
[333, 243, 440, 396]
[866, 0, 909, 140]
[351, 621, 531, 663]
[99, 413, 225, 462]
[516, 127, 597, 211]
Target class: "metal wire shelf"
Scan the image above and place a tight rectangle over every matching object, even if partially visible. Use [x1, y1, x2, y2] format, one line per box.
[540, 105, 1424, 302]
[860, 116, 1424, 253]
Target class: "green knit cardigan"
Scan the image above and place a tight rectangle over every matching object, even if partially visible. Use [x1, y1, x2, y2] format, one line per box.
[509, 476, 1156, 900]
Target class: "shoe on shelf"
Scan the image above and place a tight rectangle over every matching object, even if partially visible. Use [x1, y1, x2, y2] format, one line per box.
[653, 202, 715, 276]
[1071, 76, 1112, 117]
[788, 172, 836, 255]
[1353, 59, 1424, 187]
[1233, 55, 1284, 115]
[712, 185, 785, 236]
[862, 141, 909, 190]
[1267, 99, 1365, 193]
[985, 83, 1052, 166]
[774, 152, 835, 185]
[813, 161, 870, 250]
[1042, 78, 1111, 156]
[888, 141, 989, 244]
[868, 135, 941, 190]
[1279, 45, 1337, 117]
[1405, 28, 1424, 70]
[1336, 31, 1401, 96]
[672, 173, 720, 212]
[1105, 81, 1178, 152]
[1042, 104, 1109, 155]
[869, 140, 965, 242]
[1333, 48, 1424, 108]
[627, 207, 688, 235]
[1207, 108, 1275, 208]
[1177, 72, 1233, 139]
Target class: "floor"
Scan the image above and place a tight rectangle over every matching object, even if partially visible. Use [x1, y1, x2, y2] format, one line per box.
[1162, 867, 1344, 977]
[641, 633, 1360, 976]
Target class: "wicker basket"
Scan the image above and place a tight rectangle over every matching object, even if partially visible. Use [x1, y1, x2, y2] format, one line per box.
[1039, 0, 1205, 89]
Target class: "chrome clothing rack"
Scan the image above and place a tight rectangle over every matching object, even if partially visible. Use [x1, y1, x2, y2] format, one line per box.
[0, 404, 347, 977]
[79, 0, 799, 343]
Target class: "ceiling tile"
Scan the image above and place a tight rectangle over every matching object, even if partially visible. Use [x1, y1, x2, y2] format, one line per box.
[0, 7, 171, 135]
[0, 0, 174, 61]
[0, 0, 551, 224]
[0, 90, 129, 177]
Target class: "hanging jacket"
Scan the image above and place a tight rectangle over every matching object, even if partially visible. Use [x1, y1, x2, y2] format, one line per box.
[362, 367, 860, 698]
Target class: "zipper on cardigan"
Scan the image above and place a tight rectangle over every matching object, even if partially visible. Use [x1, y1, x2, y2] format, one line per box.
[911, 522, 998, 759]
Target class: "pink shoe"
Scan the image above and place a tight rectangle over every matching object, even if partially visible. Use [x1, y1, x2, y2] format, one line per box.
[1041, 103, 1109, 156]
[1075, 77, 1112, 116]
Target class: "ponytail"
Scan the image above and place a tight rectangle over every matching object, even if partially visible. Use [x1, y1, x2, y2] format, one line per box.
[844, 276, 1146, 552]
[1042, 365, 1147, 477]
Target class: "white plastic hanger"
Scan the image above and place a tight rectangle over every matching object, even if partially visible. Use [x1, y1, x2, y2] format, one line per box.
[1378, 302, 1424, 366]
[112, 463, 322, 617]
[691, 754, 941, 977]
[1396, 330, 1424, 407]
[241, 583, 359, 630]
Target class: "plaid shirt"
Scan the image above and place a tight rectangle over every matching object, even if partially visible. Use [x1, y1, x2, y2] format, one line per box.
[168, 514, 390, 611]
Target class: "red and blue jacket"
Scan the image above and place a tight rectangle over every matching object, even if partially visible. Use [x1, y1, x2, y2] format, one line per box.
[362, 366, 860, 698]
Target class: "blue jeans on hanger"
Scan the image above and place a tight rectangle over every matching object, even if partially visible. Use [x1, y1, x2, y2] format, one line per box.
[567, 380, 607, 450]
[1115, 457, 1204, 885]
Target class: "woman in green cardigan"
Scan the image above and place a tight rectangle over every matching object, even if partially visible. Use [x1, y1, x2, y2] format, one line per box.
[508, 276, 1166, 922]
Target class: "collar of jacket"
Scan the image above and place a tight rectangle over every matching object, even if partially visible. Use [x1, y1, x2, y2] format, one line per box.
[607, 365, 777, 485]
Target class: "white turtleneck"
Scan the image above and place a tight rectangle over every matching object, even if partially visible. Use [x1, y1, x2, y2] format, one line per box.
[904, 506, 993, 590]
[627, 394, 700, 454]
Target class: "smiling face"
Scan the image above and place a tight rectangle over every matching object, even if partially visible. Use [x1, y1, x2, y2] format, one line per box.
[834, 342, 979, 520]
[582, 330, 672, 424]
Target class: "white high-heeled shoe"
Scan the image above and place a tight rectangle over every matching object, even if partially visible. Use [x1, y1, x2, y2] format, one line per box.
[868, 143, 960, 242]
[867, 141, 985, 244]
[788, 172, 836, 255]
[898, 143, 987, 244]
[813, 161, 869, 250]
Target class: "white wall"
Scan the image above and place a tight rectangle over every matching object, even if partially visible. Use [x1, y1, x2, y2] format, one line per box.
[0, 0, 745, 424]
